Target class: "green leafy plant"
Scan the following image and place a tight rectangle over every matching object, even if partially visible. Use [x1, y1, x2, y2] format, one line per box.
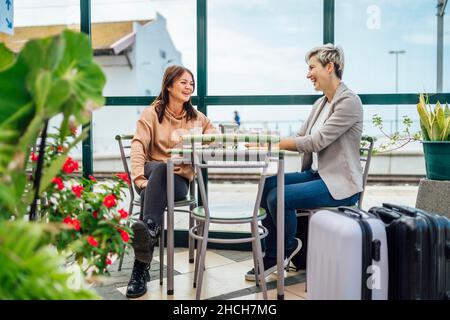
[0, 220, 99, 299]
[30, 131, 133, 276]
[416, 93, 450, 141]
[372, 93, 450, 153]
[0, 29, 106, 220]
[371, 114, 421, 153]
[0, 30, 106, 299]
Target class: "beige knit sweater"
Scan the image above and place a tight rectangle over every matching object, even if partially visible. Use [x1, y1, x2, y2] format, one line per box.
[131, 104, 216, 189]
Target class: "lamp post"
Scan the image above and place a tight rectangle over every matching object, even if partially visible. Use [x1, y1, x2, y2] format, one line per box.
[389, 50, 406, 133]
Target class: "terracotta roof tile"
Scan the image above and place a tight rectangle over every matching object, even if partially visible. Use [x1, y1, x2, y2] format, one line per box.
[0, 20, 152, 53]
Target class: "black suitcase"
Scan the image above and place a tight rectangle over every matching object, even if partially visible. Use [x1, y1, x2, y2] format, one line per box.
[368, 203, 450, 300]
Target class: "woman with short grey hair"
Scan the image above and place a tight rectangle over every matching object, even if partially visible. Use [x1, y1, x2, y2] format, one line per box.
[305, 43, 345, 80]
[245, 44, 364, 280]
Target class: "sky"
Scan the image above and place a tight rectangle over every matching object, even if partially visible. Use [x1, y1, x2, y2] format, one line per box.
[7, 0, 450, 154]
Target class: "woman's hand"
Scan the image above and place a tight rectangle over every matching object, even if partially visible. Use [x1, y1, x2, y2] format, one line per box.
[245, 139, 296, 151]
[244, 142, 280, 150]
[279, 138, 297, 151]
[244, 142, 259, 149]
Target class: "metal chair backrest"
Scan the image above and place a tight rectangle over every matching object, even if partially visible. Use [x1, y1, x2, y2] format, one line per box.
[358, 136, 374, 209]
[115, 134, 136, 214]
[219, 123, 239, 134]
[185, 133, 280, 221]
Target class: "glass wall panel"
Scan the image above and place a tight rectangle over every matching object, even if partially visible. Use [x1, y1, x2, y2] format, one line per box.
[364, 104, 422, 152]
[0, 0, 80, 52]
[208, 104, 422, 149]
[91, 0, 197, 97]
[207, 0, 323, 95]
[207, 105, 313, 137]
[92, 105, 145, 154]
[336, 0, 438, 94]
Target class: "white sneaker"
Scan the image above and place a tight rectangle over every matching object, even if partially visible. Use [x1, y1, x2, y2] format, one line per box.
[284, 238, 302, 271]
[245, 238, 302, 281]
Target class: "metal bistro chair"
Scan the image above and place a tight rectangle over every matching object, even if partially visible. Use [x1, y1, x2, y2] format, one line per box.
[294, 136, 375, 290]
[115, 135, 197, 286]
[219, 123, 239, 134]
[177, 133, 281, 300]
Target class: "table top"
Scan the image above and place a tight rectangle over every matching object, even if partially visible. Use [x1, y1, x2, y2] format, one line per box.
[168, 147, 285, 162]
[181, 133, 280, 143]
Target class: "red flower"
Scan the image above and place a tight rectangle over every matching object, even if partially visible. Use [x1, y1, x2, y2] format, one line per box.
[106, 258, 112, 265]
[62, 157, 79, 174]
[116, 173, 131, 186]
[30, 151, 38, 162]
[121, 232, 130, 242]
[71, 185, 84, 198]
[89, 175, 97, 182]
[70, 125, 78, 137]
[63, 216, 81, 231]
[117, 228, 130, 243]
[87, 236, 98, 247]
[52, 177, 64, 190]
[118, 208, 128, 219]
[57, 145, 64, 153]
[103, 194, 117, 208]
[92, 211, 98, 219]
[63, 215, 72, 225]
[72, 218, 81, 231]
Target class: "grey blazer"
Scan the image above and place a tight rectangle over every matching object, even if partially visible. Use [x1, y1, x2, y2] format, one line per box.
[294, 82, 364, 200]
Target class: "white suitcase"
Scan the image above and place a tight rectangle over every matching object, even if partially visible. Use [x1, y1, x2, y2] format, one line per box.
[306, 207, 388, 300]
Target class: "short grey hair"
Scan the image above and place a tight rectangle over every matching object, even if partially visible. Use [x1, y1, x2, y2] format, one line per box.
[305, 43, 345, 79]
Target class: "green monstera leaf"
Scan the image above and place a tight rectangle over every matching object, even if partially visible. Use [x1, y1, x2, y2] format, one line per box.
[0, 29, 106, 219]
[0, 43, 16, 72]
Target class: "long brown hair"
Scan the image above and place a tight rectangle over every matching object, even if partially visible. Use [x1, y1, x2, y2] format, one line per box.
[153, 65, 198, 123]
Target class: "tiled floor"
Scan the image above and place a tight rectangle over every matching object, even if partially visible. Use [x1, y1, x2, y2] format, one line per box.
[96, 248, 306, 300]
[93, 183, 419, 300]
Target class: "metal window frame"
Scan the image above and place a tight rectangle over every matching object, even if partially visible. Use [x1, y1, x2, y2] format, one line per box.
[80, 0, 450, 175]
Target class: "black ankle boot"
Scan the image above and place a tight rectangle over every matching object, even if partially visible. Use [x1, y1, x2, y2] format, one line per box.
[126, 259, 151, 298]
[145, 219, 161, 239]
[131, 219, 160, 264]
[145, 219, 161, 261]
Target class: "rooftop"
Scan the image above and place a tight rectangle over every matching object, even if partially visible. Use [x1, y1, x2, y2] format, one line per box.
[0, 20, 152, 54]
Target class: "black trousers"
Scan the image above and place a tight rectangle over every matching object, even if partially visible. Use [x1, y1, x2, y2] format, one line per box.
[136, 161, 189, 227]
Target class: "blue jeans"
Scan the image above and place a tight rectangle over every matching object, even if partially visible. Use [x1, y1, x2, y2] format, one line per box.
[261, 169, 360, 259]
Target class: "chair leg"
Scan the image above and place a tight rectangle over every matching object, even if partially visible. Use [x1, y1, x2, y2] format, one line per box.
[117, 244, 126, 272]
[304, 214, 309, 293]
[188, 214, 195, 263]
[195, 221, 209, 300]
[252, 221, 267, 300]
[193, 221, 204, 288]
[160, 214, 165, 286]
[251, 236, 259, 287]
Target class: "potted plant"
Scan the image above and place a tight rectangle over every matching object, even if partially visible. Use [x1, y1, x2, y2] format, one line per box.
[372, 94, 450, 180]
[416, 93, 450, 180]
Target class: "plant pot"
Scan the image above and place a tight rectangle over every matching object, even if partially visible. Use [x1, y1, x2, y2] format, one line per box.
[422, 141, 450, 180]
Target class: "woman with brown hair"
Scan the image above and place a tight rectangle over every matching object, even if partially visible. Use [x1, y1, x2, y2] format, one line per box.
[126, 65, 216, 298]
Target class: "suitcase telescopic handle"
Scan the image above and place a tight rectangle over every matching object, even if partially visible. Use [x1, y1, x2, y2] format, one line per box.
[382, 203, 417, 217]
[371, 207, 401, 221]
[337, 206, 363, 218]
